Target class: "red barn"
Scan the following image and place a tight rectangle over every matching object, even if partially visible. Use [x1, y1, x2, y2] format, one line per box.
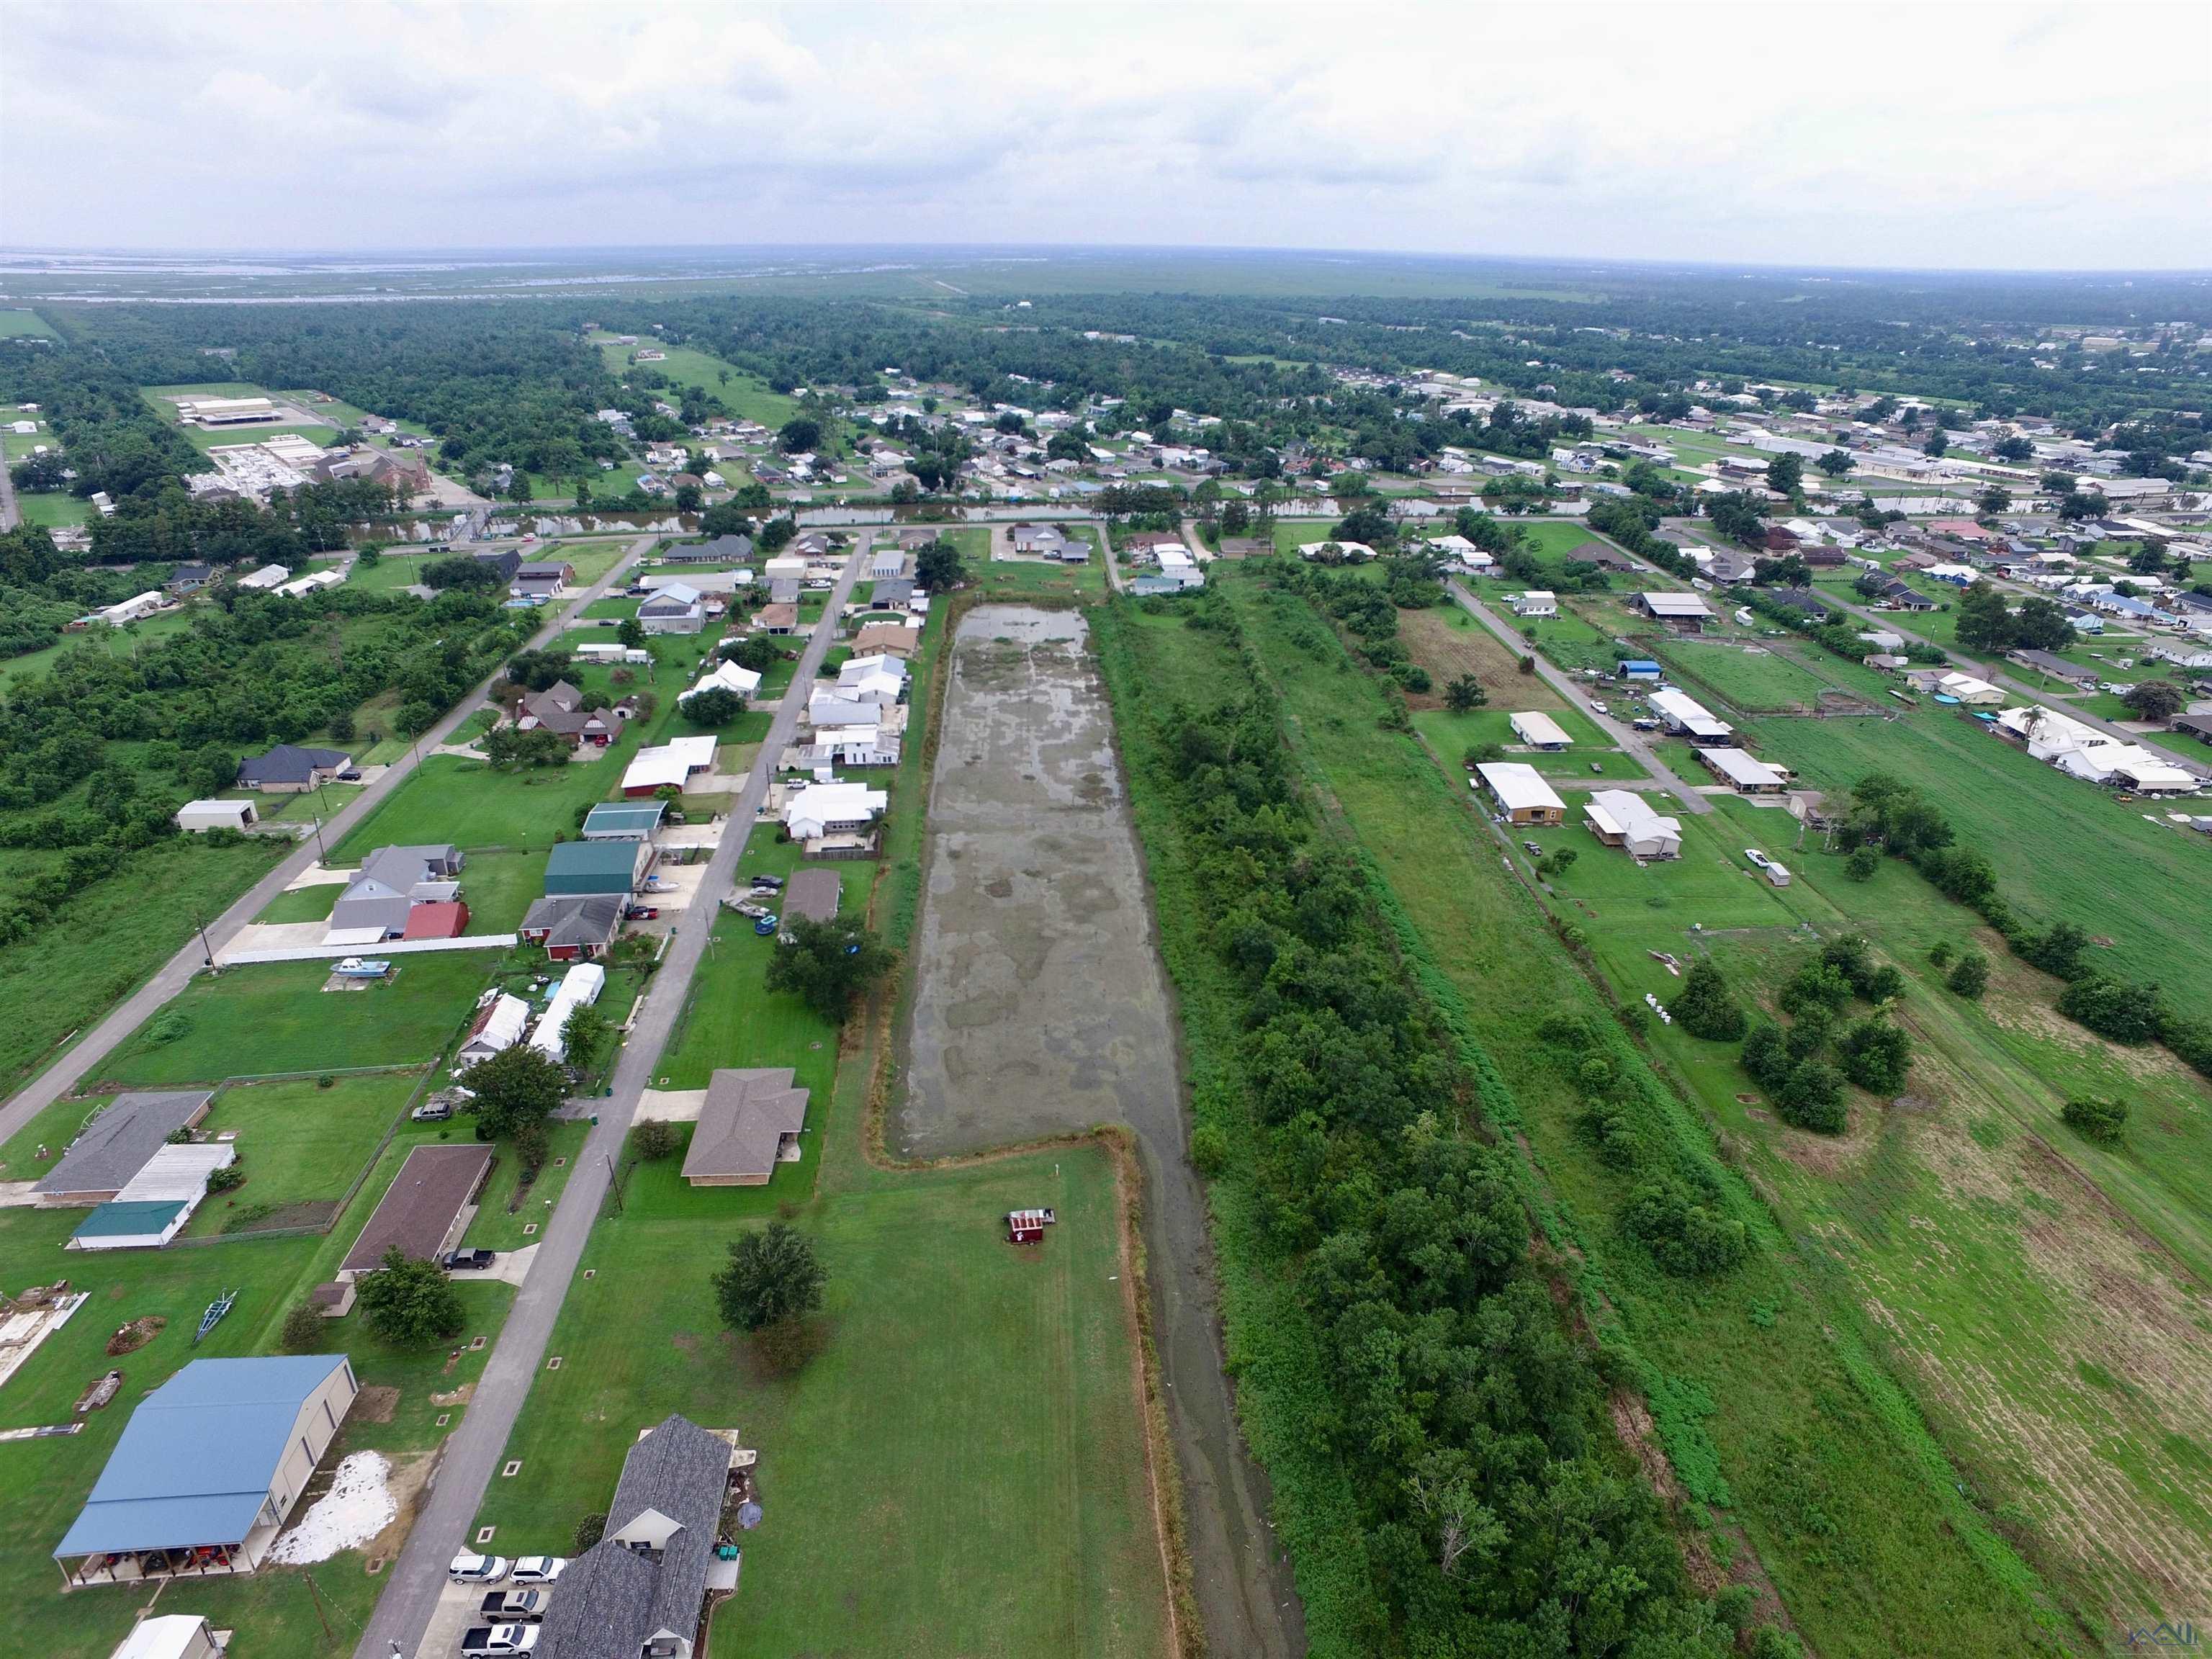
[1006, 1207, 1057, 1244]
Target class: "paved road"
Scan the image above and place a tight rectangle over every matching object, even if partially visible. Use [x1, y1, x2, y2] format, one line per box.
[1447, 579, 1715, 815]
[0, 435, 19, 531]
[0, 535, 657, 1142]
[354, 539, 869, 1659]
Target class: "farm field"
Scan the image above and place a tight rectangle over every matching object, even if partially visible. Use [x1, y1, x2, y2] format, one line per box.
[1166, 570, 2073, 1658]
[1745, 705, 2212, 1010]
[592, 336, 800, 431]
[0, 306, 55, 336]
[95, 953, 491, 1087]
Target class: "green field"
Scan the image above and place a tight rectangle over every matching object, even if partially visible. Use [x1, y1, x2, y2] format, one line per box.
[1102, 573, 2074, 1658]
[0, 307, 55, 338]
[181, 1071, 423, 1236]
[97, 953, 491, 1087]
[1653, 639, 1847, 713]
[593, 338, 800, 431]
[1746, 705, 2212, 1010]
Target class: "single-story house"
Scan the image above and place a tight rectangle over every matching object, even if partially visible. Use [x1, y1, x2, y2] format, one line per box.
[1647, 687, 1734, 745]
[1935, 672, 2005, 706]
[529, 963, 606, 1062]
[54, 1354, 359, 1585]
[35, 1092, 214, 1205]
[665, 534, 754, 565]
[176, 799, 256, 833]
[236, 745, 356, 793]
[582, 801, 666, 841]
[683, 1067, 811, 1186]
[472, 549, 521, 583]
[621, 735, 718, 797]
[806, 693, 880, 731]
[532, 1414, 743, 1659]
[1769, 587, 1831, 623]
[849, 621, 920, 658]
[870, 577, 917, 609]
[835, 653, 907, 705]
[1583, 790, 1683, 859]
[519, 894, 626, 961]
[340, 1145, 494, 1279]
[1640, 591, 1715, 631]
[2172, 713, 2212, 746]
[681, 658, 762, 707]
[753, 603, 799, 635]
[763, 554, 809, 583]
[69, 1143, 236, 1251]
[1565, 542, 1637, 572]
[166, 563, 216, 595]
[328, 845, 464, 939]
[2010, 649, 2094, 687]
[639, 584, 706, 635]
[1696, 746, 1789, 793]
[781, 867, 842, 925]
[1509, 711, 1573, 750]
[783, 781, 888, 842]
[545, 838, 655, 898]
[457, 990, 532, 1063]
[1475, 762, 1567, 826]
[514, 681, 613, 747]
[1511, 590, 1558, 619]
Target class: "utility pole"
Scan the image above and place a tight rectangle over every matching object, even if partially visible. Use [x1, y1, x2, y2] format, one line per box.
[604, 1151, 624, 1213]
[191, 912, 216, 969]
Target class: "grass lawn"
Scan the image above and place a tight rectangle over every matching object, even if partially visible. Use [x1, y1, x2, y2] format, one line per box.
[974, 549, 1107, 603]
[16, 490, 92, 530]
[181, 1071, 423, 1237]
[255, 882, 341, 924]
[0, 307, 54, 337]
[459, 1120, 589, 1253]
[96, 953, 491, 1088]
[0, 837, 289, 1095]
[452, 848, 543, 933]
[1653, 639, 1843, 714]
[1121, 572, 2074, 1659]
[593, 338, 799, 431]
[579, 595, 641, 620]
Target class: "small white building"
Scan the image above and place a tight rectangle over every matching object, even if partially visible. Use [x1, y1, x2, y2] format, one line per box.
[176, 799, 256, 833]
[236, 562, 291, 590]
[1511, 590, 1558, 618]
[1647, 687, 1734, 745]
[1583, 790, 1682, 859]
[1509, 711, 1572, 750]
[457, 992, 533, 1064]
[529, 963, 607, 1064]
[109, 1614, 224, 1659]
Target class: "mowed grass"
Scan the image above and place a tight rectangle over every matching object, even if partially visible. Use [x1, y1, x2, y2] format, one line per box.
[474, 1087, 1167, 1659]
[1655, 639, 1845, 714]
[1163, 573, 2072, 1658]
[181, 1071, 423, 1236]
[1746, 704, 2212, 1010]
[594, 338, 799, 430]
[0, 307, 55, 337]
[96, 953, 490, 1087]
[0, 836, 288, 1094]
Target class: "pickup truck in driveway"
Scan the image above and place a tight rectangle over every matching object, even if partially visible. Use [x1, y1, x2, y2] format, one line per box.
[480, 1588, 548, 1622]
[460, 1624, 539, 1655]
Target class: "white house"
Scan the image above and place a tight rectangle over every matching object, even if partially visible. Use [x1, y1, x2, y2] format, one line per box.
[457, 992, 532, 1064]
[1583, 791, 1683, 859]
[1647, 688, 1734, 745]
[1475, 762, 1567, 825]
[680, 658, 763, 706]
[529, 963, 607, 1063]
[783, 781, 888, 841]
[1511, 590, 1557, 618]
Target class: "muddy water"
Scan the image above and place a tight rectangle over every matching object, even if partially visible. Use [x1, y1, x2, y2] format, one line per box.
[900, 606, 1305, 1658]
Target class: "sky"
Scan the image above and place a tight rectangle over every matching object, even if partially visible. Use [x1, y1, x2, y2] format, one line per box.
[4, 1, 2209, 271]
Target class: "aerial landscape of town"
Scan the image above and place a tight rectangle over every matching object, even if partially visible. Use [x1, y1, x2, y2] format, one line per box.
[1, 5, 2208, 1659]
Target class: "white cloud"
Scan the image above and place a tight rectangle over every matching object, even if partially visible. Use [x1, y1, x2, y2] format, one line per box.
[3, 0, 2206, 268]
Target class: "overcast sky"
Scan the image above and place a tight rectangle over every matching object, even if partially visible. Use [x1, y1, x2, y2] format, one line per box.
[5, 1, 2208, 270]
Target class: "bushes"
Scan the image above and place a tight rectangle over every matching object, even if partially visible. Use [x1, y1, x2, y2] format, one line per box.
[280, 1302, 326, 1354]
[1624, 1176, 1750, 1276]
[1674, 959, 1748, 1041]
[2060, 1095, 2128, 1146]
[1946, 950, 1988, 998]
[2055, 975, 2164, 1044]
[1838, 1017, 1912, 1096]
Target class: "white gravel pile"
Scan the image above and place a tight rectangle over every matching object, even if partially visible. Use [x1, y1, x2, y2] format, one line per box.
[270, 1450, 396, 1563]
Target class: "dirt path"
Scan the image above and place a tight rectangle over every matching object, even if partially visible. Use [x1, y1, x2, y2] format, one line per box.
[898, 604, 1305, 1658]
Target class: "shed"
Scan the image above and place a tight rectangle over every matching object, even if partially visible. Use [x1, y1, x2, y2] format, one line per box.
[1640, 591, 1715, 630]
[176, 799, 256, 833]
[1509, 711, 1573, 750]
[1697, 747, 1789, 793]
[781, 868, 842, 925]
[68, 1143, 235, 1251]
[1617, 660, 1662, 681]
[340, 1145, 493, 1278]
[109, 1613, 222, 1659]
[545, 839, 654, 897]
[54, 1354, 359, 1583]
[529, 963, 606, 1062]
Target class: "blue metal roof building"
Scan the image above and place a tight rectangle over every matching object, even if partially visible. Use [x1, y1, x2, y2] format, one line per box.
[55, 1354, 357, 1582]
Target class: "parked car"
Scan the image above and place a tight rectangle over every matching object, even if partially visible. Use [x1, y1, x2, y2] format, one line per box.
[450, 1553, 511, 1585]
[509, 1556, 568, 1586]
[753, 914, 781, 937]
[480, 1589, 547, 1622]
[624, 905, 660, 921]
[1632, 717, 1661, 731]
[1589, 699, 1610, 714]
[1743, 849, 1772, 870]
[411, 1102, 454, 1123]
[750, 873, 785, 891]
[442, 1248, 496, 1272]
[460, 1624, 539, 1656]
[1521, 841, 1545, 856]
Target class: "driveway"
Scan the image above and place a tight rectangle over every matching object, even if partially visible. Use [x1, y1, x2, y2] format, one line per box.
[1445, 580, 1714, 815]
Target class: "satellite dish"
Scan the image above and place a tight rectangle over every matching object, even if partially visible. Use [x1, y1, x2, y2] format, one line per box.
[737, 1501, 763, 1531]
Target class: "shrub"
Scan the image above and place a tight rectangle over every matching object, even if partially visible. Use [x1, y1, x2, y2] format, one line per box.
[1946, 950, 1989, 999]
[1838, 1017, 1912, 1094]
[2060, 1095, 2128, 1145]
[1843, 845, 1880, 881]
[1673, 959, 1747, 1041]
[630, 1119, 679, 1161]
[1190, 1121, 1230, 1177]
[573, 1511, 608, 1552]
[2056, 975, 2164, 1044]
[1927, 940, 1954, 968]
[279, 1303, 326, 1353]
[1776, 1060, 1848, 1134]
[206, 1161, 246, 1193]
[1624, 1177, 1748, 1276]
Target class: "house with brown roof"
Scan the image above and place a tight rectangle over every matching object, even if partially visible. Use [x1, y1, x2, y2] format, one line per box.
[682, 1069, 809, 1186]
[848, 622, 919, 658]
[513, 680, 613, 747]
[339, 1144, 493, 1279]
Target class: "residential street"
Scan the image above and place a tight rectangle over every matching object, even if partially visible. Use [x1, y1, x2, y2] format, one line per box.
[1447, 579, 1715, 814]
[351, 539, 869, 1659]
[0, 534, 658, 1143]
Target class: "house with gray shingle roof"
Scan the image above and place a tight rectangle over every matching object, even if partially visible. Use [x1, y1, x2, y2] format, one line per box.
[35, 1092, 214, 1205]
[328, 845, 463, 938]
[535, 1414, 739, 1659]
[236, 745, 356, 793]
[682, 1068, 809, 1187]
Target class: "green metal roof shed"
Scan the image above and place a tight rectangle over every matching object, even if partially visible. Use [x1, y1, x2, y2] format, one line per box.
[582, 801, 667, 841]
[544, 839, 651, 896]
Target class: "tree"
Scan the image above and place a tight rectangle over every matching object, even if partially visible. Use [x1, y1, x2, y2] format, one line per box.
[683, 685, 745, 727]
[1765, 453, 1804, 498]
[356, 1248, 467, 1346]
[2126, 541, 2167, 576]
[1816, 449, 1855, 479]
[914, 537, 966, 591]
[2061, 1095, 2128, 1145]
[616, 617, 647, 650]
[2056, 975, 2164, 1044]
[483, 724, 570, 769]
[1673, 959, 1748, 1041]
[1775, 1059, 1847, 1133]
[630, 1118, 679, 1161]
[778, 416, 822, 454]
[757, 516, 796, 552]
[281, 1302, 327, 1353]
[1993, 435, 2033, 464]
[1442, 675, 1487, 713]
[1843, 845, 1881, 881]
[1953, 583, 2013, 653]
[713, 1220, 827, 1331]
[1946, 950, 1990, 999]
[1838, 1017, 1912, 1094]
[673, 483, 702, 513]
[720, 633, 781, 672]
[2122, 680, 2184, 721]
[764, 915, 895, 1022]
[1977, 485, 2012, 516]
[1922, 431, 1948, 459]
[562, 1002, 613, 1076]
[464, 1043, 568, 1137]
[1706, 490, 1766, 546]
